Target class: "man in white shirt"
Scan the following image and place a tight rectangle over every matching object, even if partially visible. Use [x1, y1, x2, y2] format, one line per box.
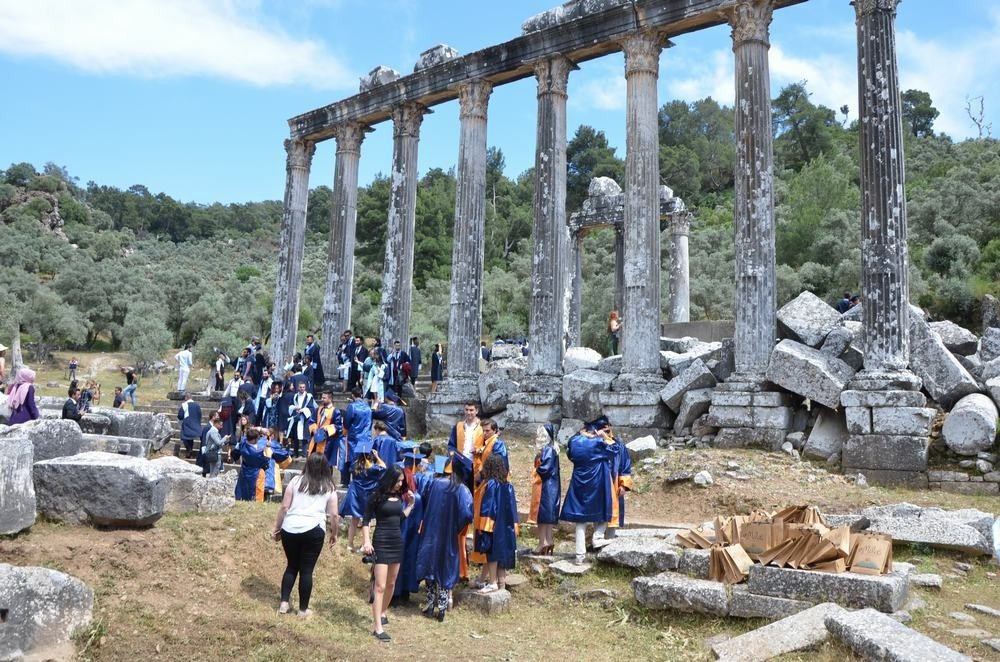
[175, 344, 193, 392]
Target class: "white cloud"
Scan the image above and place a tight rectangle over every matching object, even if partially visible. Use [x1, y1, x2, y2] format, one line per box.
[665, 48, 732, 104]
[0, 0, 355, 88]
[769, 43, 857, 120]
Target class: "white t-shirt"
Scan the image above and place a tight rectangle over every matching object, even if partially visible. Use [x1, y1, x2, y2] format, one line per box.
[462, 420, 478, 459]
[281, 476, 334, 534]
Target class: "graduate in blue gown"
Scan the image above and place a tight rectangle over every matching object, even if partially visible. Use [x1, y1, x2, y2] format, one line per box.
[339, 440, 385, 550]
[233, 428, 291, 501]
[371, 401, 407, 440]
[474, 454, 519, 592]
[528, 423, 560, 555]
[609, 427, 633, 530]
[343, 388, 373, 486]
[416, 459, 473, 622]
[372, 421, 399, 468]
[560, 417, 618, 564]
[392, 450, 426, 603]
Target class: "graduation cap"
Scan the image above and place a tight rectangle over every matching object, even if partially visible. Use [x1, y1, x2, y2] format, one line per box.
[383, 390, 401, 404]
[313, 428, 328, 443]
[397, 440, 419, 451]
[543, 422, 555, 440]
[434, 454, 450, 475]
[354, 438, 374, 455]
[585, 415, 610, 432]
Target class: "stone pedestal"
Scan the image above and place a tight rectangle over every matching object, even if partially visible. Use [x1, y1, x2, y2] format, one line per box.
[453, 587, 512, 615]
[425, 378, 481, 436]
[708, 380, 793, 449]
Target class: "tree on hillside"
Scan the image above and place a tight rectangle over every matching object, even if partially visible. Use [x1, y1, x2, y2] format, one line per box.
[658, 97, 735, 198]
[566, 126, 625, 212]
[901, 89, 939, 138]
[772, 82, 841, 171]
[122, 302, 172, 374]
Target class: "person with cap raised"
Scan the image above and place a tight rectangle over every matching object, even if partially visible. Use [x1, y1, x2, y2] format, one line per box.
[528, 422, 561, 555]
[560, 416, 619, 564]
[371, 399, 407, 440]
[339, 437, 386, 552]
[343, 387, 373, 487]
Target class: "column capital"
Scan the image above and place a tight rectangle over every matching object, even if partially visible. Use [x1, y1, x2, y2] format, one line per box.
[284, 138, 315, 169]
[620, 31, 663, 77]
[729, 0, 773, 47]
[457, 80, 493, 120]
[668, 211, 692, 236]
[533, 55, 574, 98]
[391, 102, 427, 139]
[333, 122, 368, 155]
[853, 0, 899, 19]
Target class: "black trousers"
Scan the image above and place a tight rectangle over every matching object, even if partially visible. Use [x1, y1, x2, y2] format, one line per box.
[280, 526, 325, 609]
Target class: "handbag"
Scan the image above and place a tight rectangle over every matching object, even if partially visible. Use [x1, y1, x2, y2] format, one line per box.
[474, 531, 493, 554]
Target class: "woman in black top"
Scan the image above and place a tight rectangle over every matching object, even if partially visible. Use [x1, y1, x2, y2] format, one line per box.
[362, 466, 414, 642]
[430, 343, 443, 393]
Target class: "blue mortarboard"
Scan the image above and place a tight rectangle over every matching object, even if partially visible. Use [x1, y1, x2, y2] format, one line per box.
[585, 415, 610, 432]
[313, 428, 328, 443]
[434, 454, 449, 475]
[384, 391, 401, 404]
[543, 422, 555, 440]
[355, 438, 374, 454]
[397, 440, 419, 451]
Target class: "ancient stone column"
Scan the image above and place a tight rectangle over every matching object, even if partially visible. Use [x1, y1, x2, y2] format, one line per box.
[568, 229, 583, 347]
[667, 211, 691, 323]
[269, 138, 315, 370]
[528, 56, 573, 379]
[855, 0, 910, 375]
[444, 80, 493, 395]
[614, 225, 625, 316]
[730, 0, 776, 381]
[620, 32, 663, 378]
[320, 122, 367, 369]
[379, 102, 427, 347]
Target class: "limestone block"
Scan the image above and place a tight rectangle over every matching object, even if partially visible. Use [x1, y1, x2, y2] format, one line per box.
[678, 548, 711, 579]
[33, 452, 168, 526]
[557, 419, 583, 447]
[563, 346, 602, 372]
[988, 376, 1000, 412]
[91, 407, 173, 451]
[359, 64, 400, 93]
[930, 320, 979, 356]
[673, 388, 714, 435]
[819, 325, 854, 357]
[870, 407, 935, 436]
[660, 336, 702, 353]
[80, 433, 152, 458]
[842, 434, 928, 472]
[984, 294, 1000, 332]
[835, 503, 995, 556]
[599, 391, 670, 429]
[0, 564, 94, 661]
[844, 407, 872, 435]
[980, 327, 1000, 363]
[712, 602, 846, 660]
[666, 342, 722, 379]
[853, 469, 928, 489]
[453, 587, 511, 615]
[713, 427, 787, 451]
[596, 354, 622, 374]
[909, 574, 942, 590]
[766, 339, 856, 409]
[983, 357, 1000, 382]
[746, 564, 908, 613]
[596, 537, 680, 572]
[659, 351, 679, 372]
[659, 359, 717, 413]
[490, 344, 523, 361]
[624, 435, 657, 462]
[777, 291, 842, 347]
[413, 44, 460, 72]
[934, 481, 999, 495]
[825, 608, 971, 662]
[562, 369, 614, 422]
[521, 0, 630, 34]
[727, 586, 812, 620]
[942, 394, 998, 456]
[151, 456, 236, 514]
[927, 471, 969, 482]
[478, 361, 524, 416]
[840, 389, 927, 408]
[707, 338, 736, 381]
[909, 312, 979, 408]
[707, 405, 792, 430]
[0, 418, 84, 461]
[632, 572, 730, 616]
[0, 436, 36, 535]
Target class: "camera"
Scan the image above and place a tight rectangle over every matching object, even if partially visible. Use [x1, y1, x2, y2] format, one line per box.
[361, 553, 376, 564]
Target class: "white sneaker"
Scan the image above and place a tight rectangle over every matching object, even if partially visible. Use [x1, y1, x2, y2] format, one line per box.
[575, 554, 587, 565]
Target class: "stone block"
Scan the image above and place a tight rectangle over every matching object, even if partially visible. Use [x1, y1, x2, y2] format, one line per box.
[909, 312, 979, 408]
[563, 346, 602, 372]
[659, 359, 717, 412]
[909, 574, 942, 590]
[0, 418, 84, 461]
[848, 468, 928, 489]
[599, 390, 670, 429]
[479, 359, 527, 415]
[983, 357, 1000, 382]
[359, 64, 400, 93]
[840, 389, 927, 408]
[660, 336, 703, 353]
[844, 407, 872, 434]
[712, 602, 846, 660]
[713, 427, 787, 451]
[666, 342, 723, 379]
[930, 320, 979, 356]
[727, 586, 812, 620]
[562, 369, 614, 422]
[91, 408, 173, 450]
[820, 325, 855, 358]
[870, 407, 935, 436]
[596, 354, 622, 374]
[151, 457, 236, 514]
[413, 44, 460, 72]
[843, 434, 928, 472]
[803, 409, 848, 462]
[933, 482, 1000, 496]
[549, 559, 591, 575]
[942, 394, 998, 456]
[766, 339, 855, 409]
[632, 572, 729, 616]
[777, 291, 843, 347]
[33, 452, 168, 526]
[0, 564, 94, 662]
[928, 470, 969, 482]
[708, 404, 793, 430]
[825, 608, 971, 662]
[596, 537, 681, 573]
[557, 418, 583, 447]
[840, 503, 995, 556]
[80, 433, 152, 458]
[678, 548, 711, 579]
[673, 388, 714, 435]
[981, 327, 1000, 363]
[708, 338, 736, 381]
[624, 435, 657, 461]
[453, 587, 511, 615]
[0, 436, 36, 535]
[747, 564, 909, 613]
[988, 376, 1000, 412]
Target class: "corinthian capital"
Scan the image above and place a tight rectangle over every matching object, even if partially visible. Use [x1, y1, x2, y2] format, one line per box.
[853, 0, 900, 19]
[620, 31, 662, 77]
[729, 0, 773, 46]
[333, 122, 368, 154]
[457, 80, 493, 120]
[668, 212, 692, 236]
[284, 138, 316, 169]
[391, 102, 427, 139]
[534, 56, 574, 98]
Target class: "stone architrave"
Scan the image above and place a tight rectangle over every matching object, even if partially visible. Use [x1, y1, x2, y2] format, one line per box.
[711, 603, 846, 660]
[321, 122, 368, 368]
[825, 608, 971, 662]
[528, 56, 573, 381]
[619, 31, 664, 379]
[766, 339, 856, 409]
[730, 0, 777, 382]
[0, 436, 35, 535]
[269, 138, 315, 370]
[380, 102, 427, 347]
[667, 211, 691, 323]
[443, 80, 492, 398]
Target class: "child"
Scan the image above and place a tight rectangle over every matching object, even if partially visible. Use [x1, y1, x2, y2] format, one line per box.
[475, 454, 519, 593]
[528, 423, 560, 555]
[339, 441, 386, 551]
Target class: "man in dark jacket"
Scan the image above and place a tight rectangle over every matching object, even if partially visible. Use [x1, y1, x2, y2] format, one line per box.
[62, 387, 83, 423]
[178, 393, 203, 459]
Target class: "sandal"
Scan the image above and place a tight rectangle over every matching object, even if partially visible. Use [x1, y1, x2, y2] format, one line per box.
[372, 630, 391, 642]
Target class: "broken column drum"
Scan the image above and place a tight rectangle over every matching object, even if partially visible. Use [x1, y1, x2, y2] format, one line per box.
[321, 122, 368, 367]
[270, 138, 315, 370]
[667, 210, 691, 324]
[380, 102, 427, 347]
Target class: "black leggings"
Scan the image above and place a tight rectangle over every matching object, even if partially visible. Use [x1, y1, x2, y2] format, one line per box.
[280, 526, 325, 609]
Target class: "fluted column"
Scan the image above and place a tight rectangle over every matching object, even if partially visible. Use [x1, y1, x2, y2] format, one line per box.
[445, 80, 493, 393]
[614, 225, 625, 316]
[730, 0, 776, 380]
[379, 102, 427, 346]
[269, 138, 315, 370]
[568, 230, 583, 346]
[667, 211, 692, 323]
[855, 0, 910, 374]
[620, 32, 663, 377]
[321, 122, 367, 369]
[528, 56, 573, 379]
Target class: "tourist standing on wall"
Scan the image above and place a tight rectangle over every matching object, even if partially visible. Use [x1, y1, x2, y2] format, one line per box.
[175, 344, 193, 392]
[606, 311, 621, 356]
[429, 343, 443, 393]
[214, 352, 227, 391]
[348, 335, 368, 390]
[408, 337, 421, 386]
[303, 334, 324, 391]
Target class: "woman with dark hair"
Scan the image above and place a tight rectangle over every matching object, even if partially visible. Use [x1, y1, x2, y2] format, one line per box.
[361, 466, 415, 641]
[416, 461, 473, 622]
[474, 453, 519, 593]
[528, 423, 560, 555]
[273, 453, 339, 617]
[339, 441, 386, 551]
[429, 343, 443, 393]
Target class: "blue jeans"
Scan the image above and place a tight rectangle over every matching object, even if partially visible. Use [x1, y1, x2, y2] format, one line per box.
[122, 384, 138, 406]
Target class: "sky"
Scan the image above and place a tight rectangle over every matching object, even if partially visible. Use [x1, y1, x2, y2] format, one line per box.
[1, 0, 999, 205]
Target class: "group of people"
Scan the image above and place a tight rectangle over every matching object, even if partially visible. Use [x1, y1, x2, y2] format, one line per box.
[835, 292, 861, 313]
[335, 332, 446, 396]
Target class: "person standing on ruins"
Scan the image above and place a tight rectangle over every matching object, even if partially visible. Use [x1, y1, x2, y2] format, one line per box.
[175, 343, 193, 392]
[560, 417, 618, 564]
[408, 337, 421, 386]
[303, 333, 324, 391]
[606, 311, 621, 356]
[429, 343, 443, 392]
[178, 392, 203, 459]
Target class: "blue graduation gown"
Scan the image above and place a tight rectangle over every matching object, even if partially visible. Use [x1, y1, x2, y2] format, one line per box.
[529, 445, 561, 525]
[177, 401, 203, 440]
[339, 459, 385, 519]
[559, 433, 617, 523]
[304, 342, 324, 386]
[233, 438, 268, 501]
[477, 479, 519, 570]
[611, 439, 633, 528]
[416, 478, 473, 590]
[373, 433, 399, 468]
[371, 403, 407, 440]
[393, 490, 424, 596]
[344, 400, 372, 460]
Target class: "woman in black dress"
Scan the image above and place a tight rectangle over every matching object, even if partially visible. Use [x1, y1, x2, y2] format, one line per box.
[361, 466, 415, 642]
[430, 343, 443, 393]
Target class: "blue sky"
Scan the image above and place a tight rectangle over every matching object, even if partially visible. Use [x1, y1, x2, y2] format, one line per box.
[1, 0, 998, 205]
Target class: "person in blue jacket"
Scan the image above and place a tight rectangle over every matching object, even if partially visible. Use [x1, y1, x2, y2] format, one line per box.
[343, 387, 373, 486]
[371, 400, 407, 440]
[178, 393, 203, 459]
[560, 416, 618, 564]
